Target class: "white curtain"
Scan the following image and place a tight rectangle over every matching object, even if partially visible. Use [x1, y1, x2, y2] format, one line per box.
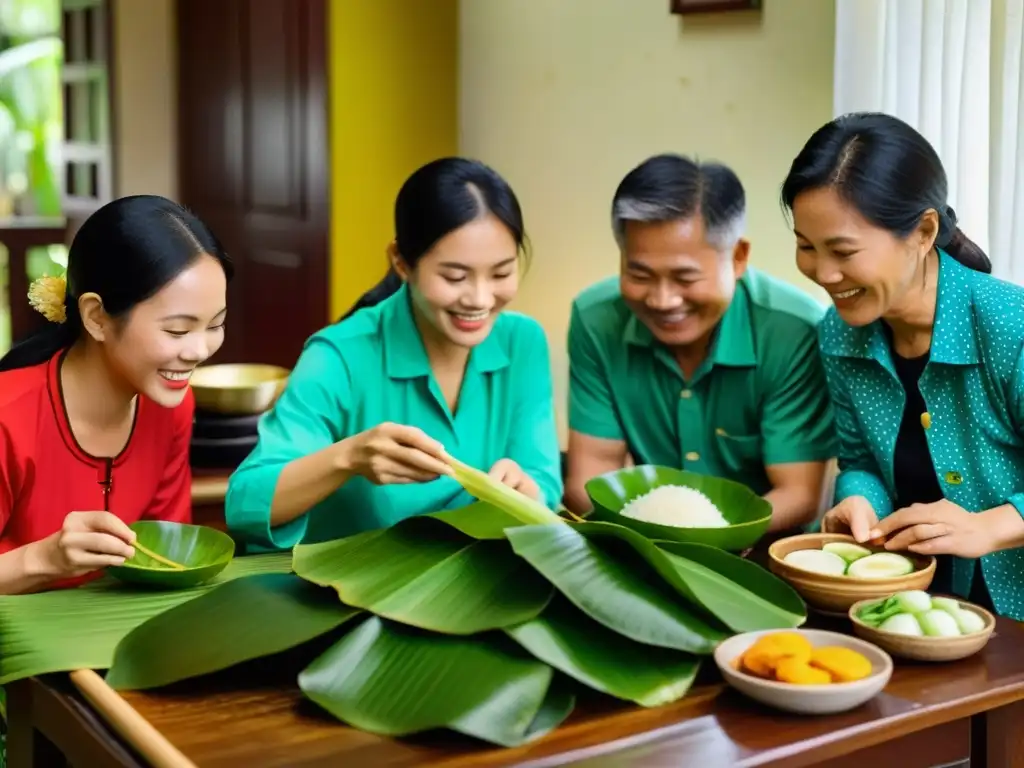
[991, 0, 1024, 281]
[834, 0, 1024, 279]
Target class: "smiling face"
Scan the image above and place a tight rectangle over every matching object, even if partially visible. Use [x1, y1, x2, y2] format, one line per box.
[792, 187, 938, 327]
[619, 217, 749, 350]
[395, 214, 520, 349]
[85, 253, 228, 408]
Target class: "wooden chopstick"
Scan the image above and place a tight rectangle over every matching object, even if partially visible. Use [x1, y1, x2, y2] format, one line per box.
[69, 669, 198, 768]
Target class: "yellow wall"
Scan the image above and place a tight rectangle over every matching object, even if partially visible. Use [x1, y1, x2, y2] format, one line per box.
[329, 0, 460, 318]
[460, 0, 836, 441]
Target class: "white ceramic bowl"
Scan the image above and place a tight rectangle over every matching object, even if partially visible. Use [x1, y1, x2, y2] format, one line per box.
[714, 629, 893, 715]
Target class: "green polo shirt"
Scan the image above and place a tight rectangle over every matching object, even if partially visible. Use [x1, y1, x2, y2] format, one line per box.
[568, 269, 836, 494]
[823, 250, 1024, 619]
[226, 285, 562, 550]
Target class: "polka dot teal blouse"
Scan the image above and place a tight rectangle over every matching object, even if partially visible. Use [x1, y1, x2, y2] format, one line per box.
[820, 250, 1024, 620]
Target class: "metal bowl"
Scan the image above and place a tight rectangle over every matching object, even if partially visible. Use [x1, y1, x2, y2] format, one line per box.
[190, 364, 289, 415]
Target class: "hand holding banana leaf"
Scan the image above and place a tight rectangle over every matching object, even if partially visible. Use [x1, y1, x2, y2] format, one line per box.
[337, 422, 453, 485]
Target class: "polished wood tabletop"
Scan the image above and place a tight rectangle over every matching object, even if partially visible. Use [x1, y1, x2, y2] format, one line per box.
[9, 614, 1024, 768]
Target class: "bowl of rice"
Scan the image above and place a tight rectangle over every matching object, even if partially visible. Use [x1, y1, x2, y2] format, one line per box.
[584, 466, 772, 551]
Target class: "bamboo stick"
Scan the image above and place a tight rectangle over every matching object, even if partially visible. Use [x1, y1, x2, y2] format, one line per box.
[131, 541, 187, 570]
[69, 669, 197, 768]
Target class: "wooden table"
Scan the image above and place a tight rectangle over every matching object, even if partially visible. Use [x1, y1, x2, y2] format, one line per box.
[7, 613, 1024, 768]
[189, 470, 230, 532]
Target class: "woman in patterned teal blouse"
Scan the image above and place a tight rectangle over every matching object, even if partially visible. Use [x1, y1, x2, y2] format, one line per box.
[781, 112, 1024, 620]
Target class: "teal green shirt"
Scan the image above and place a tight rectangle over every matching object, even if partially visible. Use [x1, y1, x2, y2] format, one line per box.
[568, 269, 836, 494]
[822, 251, 1024, 619]
[225, 286, 562, 550]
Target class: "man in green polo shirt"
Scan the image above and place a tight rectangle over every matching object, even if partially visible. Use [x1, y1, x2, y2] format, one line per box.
[563, 153, 836, 531]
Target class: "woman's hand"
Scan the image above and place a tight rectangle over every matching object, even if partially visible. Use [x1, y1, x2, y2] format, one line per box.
[29, 511, 137, 579]
[821, 495, 880, 543]
[488, 458, 541, 501]
[872, 500, 995, 558]
[338, 422, 452, 485]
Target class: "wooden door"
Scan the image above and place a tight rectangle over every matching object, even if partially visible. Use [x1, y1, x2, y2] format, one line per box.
[176, 0, 329, 367]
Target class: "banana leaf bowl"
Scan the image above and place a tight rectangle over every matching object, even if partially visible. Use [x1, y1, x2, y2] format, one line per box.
[107, 521, 236, 589]
[584, 465, 772, 551]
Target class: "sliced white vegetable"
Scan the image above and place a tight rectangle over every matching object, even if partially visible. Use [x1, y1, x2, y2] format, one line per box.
[931, 596, 961, 615]
[822, 541, 873, 564]
[879, 613, 924, 636]
[952, 608, 986, 635]
[892, 590, 933, 614]
[846, 552, 915, 579]
[783, 548, 848, 576]
[918, 609, 962, 637]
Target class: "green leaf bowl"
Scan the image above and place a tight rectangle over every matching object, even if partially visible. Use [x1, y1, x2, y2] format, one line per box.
[107, 521, 236, 589]
[584, 465, 771, 551]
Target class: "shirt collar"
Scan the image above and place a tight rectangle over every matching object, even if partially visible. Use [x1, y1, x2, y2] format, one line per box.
[622, 272, 757, 368]
[382, 284, 510, 379]
[820, 249, 980, 366]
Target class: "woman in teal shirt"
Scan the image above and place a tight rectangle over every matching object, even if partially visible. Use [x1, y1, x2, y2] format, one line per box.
[226, 158, 562, 550]
[782, 112, 1024, 620]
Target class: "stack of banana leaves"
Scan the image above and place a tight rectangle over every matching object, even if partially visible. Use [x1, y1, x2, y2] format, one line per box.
[0, 464, 806, 748]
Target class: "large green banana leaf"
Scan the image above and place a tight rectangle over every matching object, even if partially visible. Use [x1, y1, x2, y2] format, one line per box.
[505, 594, 701, 707]
[579, 521, 806, 631]
[105, 573, 360, 690]
[298, 616, 573, 747]
[293, 517, 553, 633]
[0, 553, 291, 685]
[505, 523, 727, 653]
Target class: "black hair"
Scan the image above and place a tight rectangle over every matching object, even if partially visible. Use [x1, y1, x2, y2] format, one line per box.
[611, 153, 747, 248]
[781, 112, 990, 273]
[0, 195, 232, 372]
[341, 157, 527, 320]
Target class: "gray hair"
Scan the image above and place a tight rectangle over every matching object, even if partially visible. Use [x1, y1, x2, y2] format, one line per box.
[611, 154, 747, 251]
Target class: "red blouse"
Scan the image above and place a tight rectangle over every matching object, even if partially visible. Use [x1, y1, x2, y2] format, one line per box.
[0, 351, 193, 581]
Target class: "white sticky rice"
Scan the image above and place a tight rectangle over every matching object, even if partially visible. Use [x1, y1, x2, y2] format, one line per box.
[620, 485, 729, 528]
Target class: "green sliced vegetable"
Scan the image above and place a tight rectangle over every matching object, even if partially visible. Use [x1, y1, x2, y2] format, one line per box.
[582, 521, 805, 631]
[891, 590, 933, 613]
[822, 541, 873, 564]
[506, 595, 701, 707]
[846, 552, 915, 579]
[918, 609, 961, 637]
[879, 613, 924, 636]
[293, 519, 552, 633]
[299, 617, 568, 747]
[584, 465, 771, 551]
[106, 573, 360, 690]
[783, 548, 848, 576]
[0, 553, 292, 685]
[447, 456, 564, 526]
[952, 608, 986, 635]
[505, 523, 727, 653]
[931, 596, 962, 615]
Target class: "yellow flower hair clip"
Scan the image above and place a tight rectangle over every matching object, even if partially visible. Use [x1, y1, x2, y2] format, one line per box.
[28, 274, 68, 324]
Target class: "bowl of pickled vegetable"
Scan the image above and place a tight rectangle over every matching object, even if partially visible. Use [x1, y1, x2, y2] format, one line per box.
[768, 533, 936, 614]
[849, 591, 995, 662]
[715, 629, 893, 715]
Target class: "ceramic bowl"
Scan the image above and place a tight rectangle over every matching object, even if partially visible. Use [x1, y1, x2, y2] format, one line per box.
[714, 628, 893, 715]
[848, 597, 996, 662]
[107, 521, 235, 589]
[768, 533, 936, 614]
[190, 364, 289, 415]
[585, 465, 772, 551]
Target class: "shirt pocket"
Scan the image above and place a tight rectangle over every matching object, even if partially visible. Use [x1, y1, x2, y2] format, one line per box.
[714, 432, 763, 475]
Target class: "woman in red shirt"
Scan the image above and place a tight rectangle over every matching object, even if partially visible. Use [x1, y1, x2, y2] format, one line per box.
[0, 195, 231, 593]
